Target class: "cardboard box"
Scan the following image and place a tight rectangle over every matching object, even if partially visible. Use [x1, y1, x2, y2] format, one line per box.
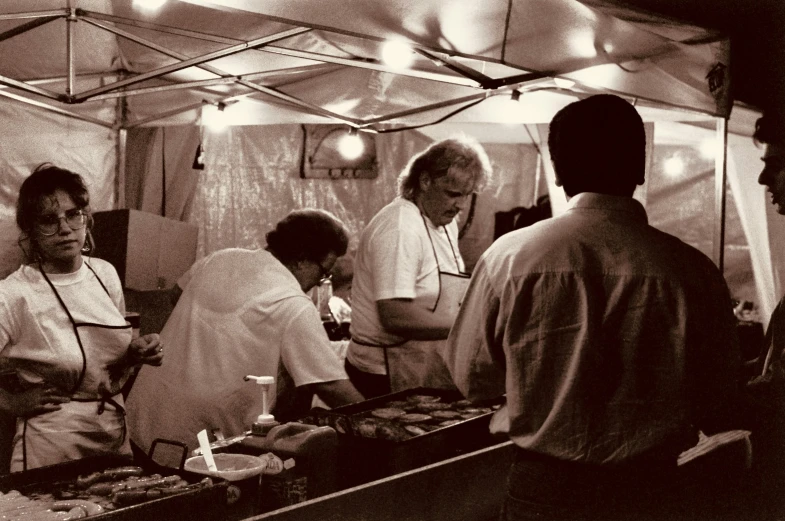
[91, 209, 198, 291]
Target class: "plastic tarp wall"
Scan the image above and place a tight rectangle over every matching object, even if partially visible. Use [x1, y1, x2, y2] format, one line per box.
[0, 105, 117, 279]
[138, 126, 541, 268]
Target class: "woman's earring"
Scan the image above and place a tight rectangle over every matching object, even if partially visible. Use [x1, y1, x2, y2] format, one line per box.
[82, 230, 94, 254]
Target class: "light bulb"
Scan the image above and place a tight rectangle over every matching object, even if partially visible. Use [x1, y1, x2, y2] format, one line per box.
[203, 104, 229, 133]
[133, 0, 167, 10]
[381, 41, 415, 69]
[699, 137, 718, 159]
[338, 132, 365, 160]
[553, 78, 575, 90]
[498, 91, 525, 124]
[663, 156, 685, 177]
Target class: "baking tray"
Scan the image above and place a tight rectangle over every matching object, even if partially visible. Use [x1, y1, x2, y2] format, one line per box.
[0, 455, 230, 521]
[300, 387, 506, 486]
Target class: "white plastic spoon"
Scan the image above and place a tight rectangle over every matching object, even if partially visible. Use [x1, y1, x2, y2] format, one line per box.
[197, 429, 218, 472]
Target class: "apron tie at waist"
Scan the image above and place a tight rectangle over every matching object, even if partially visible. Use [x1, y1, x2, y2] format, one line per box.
[72, 393, 125, 415]
[350, 336, 407, 349]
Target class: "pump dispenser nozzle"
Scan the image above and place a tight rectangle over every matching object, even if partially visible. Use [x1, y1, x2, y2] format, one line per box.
[244, 375, 278, 435]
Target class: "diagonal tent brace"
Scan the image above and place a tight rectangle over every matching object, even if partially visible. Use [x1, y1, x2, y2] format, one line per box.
[0, 4, 579, 130]
[0, 1, 730, 129]
[80, 10, 499, 88]
[0, 73, 64, 101]
[70, 24, 312, 101]
[77, 15, 362, 126]
[81, 9, 488, 88]
[0, 88, 113, 128]
[0, 13, 61, 43]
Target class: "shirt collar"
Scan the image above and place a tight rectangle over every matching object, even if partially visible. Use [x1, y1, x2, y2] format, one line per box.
[565, 192, 648, 225]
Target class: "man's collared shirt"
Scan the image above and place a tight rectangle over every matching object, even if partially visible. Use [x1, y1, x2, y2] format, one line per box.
[444, 193, 742, 464]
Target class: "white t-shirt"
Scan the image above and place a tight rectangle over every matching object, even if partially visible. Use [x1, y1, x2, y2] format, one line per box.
[126, 248, 349, 455]
[347, 197, 464, 374]
[0, 259, 132, 471]
[0, 259, 126, 389]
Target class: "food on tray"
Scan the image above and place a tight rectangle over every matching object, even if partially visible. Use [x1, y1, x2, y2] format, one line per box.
[376, 423, 410, 442]
[405, 394, 442, 403]
[385, 400, 417, 410]
[414, 402, 451, 412]
[14, 465, 215, 515]
[404, 425, 428, 436]
[398, 413, 433, 424]
[0, 490, 105, 520]
[370, 407, 407, 419]
[354, 418, 382, 438]
[340, 391, 504, 441]
[431, 410, 462, 420]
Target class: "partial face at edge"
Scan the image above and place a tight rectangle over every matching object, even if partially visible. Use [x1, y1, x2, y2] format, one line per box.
[759, 143, 785, 215]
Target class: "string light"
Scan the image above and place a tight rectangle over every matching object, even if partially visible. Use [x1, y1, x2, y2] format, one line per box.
[202, 102, 229, 132]
[133, 0, 167, 10]
[337, 128, 365, 160]
[553, 78, 575, 90]
[381, 41, 415, 69]
[699, 137, 718, 159]
[497, 89, 526, 124]
[663, 155, 685, 177]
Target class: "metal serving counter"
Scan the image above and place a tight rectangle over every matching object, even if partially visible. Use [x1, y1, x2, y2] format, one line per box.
[248, 441, 513, 521]
[241, 428, 755, 521]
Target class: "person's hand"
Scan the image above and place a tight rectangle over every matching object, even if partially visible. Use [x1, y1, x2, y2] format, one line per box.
[10, 386, 70, 417]
[128, 333, 164, 367]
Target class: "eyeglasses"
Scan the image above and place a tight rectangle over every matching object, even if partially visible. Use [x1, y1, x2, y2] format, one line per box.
[316, 262, 333, 285]
[36, 209, 87, 236]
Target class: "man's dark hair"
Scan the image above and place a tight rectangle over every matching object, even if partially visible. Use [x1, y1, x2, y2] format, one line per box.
[548, 94, 645, 197]
[266, 208, 349, 265]
[753, 114, 785, 147]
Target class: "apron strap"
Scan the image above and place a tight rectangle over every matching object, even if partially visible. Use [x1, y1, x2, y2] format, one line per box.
[21, 392, 127, 472]
[38, 260, 115, 395]
[71, 392, 126, 415]
[350, 336, 407, 388]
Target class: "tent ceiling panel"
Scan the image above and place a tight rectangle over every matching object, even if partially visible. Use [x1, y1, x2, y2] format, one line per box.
[0, 3, 120, 81]
[0, 0, 731, 130]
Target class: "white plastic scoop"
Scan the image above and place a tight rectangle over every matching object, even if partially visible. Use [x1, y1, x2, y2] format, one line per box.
[197, 429, 218, 472]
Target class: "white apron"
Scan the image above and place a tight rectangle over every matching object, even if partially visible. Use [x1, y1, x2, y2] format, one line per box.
[11, 264, 133, 472]
[356, 214, 471, 392]
[383, 271, 470, 392]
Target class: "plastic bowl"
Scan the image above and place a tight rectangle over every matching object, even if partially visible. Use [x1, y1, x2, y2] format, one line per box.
[184, 453, 267, 481]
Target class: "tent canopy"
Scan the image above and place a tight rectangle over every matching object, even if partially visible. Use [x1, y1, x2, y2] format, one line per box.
[0, 0, 731, 130]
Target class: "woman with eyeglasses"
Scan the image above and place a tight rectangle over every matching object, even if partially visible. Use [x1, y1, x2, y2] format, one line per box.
[0, 164, 163, 472]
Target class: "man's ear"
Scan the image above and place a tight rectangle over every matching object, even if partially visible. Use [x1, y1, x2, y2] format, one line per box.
[419, 173, 432, 192]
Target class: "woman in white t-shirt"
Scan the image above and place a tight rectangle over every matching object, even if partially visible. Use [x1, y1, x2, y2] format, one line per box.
[0, 164, 163, 472]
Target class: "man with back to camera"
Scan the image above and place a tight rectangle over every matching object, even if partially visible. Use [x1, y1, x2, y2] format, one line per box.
[346, 136, 492, 398]
[443, 94, 745, 520]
